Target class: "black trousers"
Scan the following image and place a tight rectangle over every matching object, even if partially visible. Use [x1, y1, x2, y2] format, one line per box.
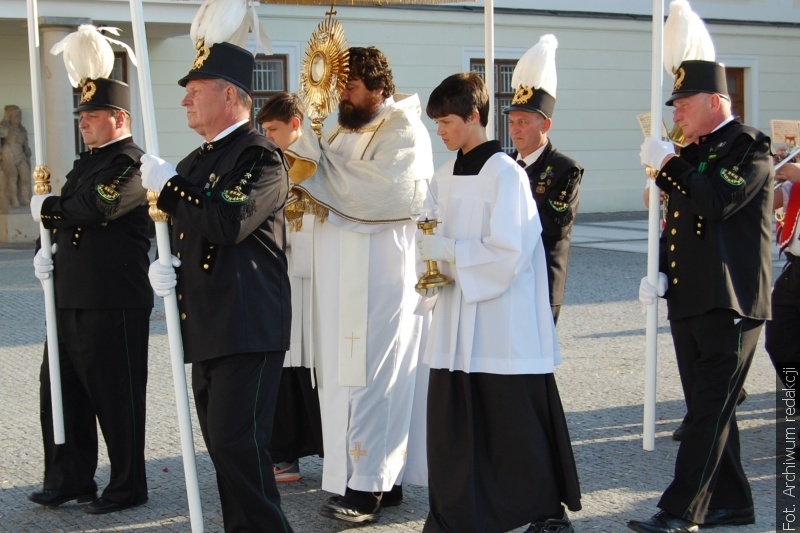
[659, 309, 759, 524]
[40, 307, 150, 504]
[766, 255, 800, 386]
[192, 351, 293, 533]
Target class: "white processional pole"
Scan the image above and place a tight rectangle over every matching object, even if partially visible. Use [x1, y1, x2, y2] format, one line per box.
[128, 2, 203, 530]
[27, 0, 65, 445]
[484, 0, 495, 140]
[643, 0, 665, 452]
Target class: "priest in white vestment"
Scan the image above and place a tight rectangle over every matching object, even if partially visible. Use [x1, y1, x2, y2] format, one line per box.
[285, 46, 434, 524]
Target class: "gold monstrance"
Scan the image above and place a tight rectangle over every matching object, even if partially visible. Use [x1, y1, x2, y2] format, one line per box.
[298, 10, 348, 137]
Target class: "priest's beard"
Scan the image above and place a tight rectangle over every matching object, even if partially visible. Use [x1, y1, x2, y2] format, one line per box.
[338, 94, 382, 130]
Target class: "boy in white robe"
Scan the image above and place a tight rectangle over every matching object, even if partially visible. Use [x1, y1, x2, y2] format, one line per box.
[418, 72, 581, 533]
[257, 92, 323, 483]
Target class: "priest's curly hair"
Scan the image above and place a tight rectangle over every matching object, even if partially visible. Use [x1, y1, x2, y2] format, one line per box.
[348, 47, 395, 98]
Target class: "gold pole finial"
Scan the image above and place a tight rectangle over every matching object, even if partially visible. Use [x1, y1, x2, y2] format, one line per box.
[33, 165, 51, 195]
[147, 190, 169, 223]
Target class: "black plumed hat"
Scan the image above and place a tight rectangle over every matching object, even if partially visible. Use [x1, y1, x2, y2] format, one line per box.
[75, 78, 131, 114]
[666, 59, 729, 106]
[178, 42, 255, 95]
[502, 34, 558, 119]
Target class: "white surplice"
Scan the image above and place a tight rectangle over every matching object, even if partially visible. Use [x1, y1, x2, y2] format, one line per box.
[285, 213, 314, 369]
[424, 152, 561, 375]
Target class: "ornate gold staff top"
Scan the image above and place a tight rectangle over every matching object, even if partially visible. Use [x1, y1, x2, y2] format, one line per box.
[33, 165, 51, 196]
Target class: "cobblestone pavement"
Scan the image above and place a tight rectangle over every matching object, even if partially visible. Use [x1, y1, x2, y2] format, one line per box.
[0, 213, 781, 532]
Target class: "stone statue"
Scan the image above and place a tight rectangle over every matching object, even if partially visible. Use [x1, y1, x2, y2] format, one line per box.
[0, 105, 32, 208]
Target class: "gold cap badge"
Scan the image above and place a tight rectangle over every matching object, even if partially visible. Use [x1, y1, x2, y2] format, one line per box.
[512, 85, 534, 106]
[674, 67, 686, 91]
[80, 80, 97, 103]
[192, 41, 211, 71]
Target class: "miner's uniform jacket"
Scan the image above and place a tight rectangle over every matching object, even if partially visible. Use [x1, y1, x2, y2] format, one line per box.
[654, 120, 773, 322]
[41, 137, 152, 309]
[156, 124, 291, 363]
[517, 140, 583, 312]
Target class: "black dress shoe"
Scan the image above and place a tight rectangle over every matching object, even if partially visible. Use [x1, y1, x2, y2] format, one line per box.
[85, 497, 147, 515]
[320, 494, 380, 523]
[701, 507, 755, 528]
[28, 488, 97, 507]
[628, 510, 699, 533]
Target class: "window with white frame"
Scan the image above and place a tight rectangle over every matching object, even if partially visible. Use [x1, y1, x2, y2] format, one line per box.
[252, 54, 287, 132]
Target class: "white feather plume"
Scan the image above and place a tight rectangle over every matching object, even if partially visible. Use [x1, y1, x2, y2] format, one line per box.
[50, 25, 137, 88]
[511, 34, 558, 97]
[663, 0, 715, 77]
[190, 0, 272, 55]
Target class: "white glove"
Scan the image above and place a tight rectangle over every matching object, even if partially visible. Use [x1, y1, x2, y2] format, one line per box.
[415, 286, 440, 298]
[640, 136, 675, 170]
[148, 255, 181, 297]
[33, 243, 57, 281]
[30, 193, 55, 222]
[418, 234, 455, 263]
[141, 154, 177, 193]
[639, 273, 668, 306]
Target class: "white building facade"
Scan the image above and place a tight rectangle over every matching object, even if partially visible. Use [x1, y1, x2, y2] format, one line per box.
[1, 0, 799, 216]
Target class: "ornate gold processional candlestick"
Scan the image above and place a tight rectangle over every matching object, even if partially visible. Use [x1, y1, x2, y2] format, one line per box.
[410, 178, 453, 290]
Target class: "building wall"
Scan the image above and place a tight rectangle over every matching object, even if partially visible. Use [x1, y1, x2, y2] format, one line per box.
[1, 2, 800, 212]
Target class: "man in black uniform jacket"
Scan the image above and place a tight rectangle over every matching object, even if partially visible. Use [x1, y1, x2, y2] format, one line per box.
[631, 60, 772, 533]
[142, 42, 294, 532]
[505, 35, 583, 325]
[28, 78, 152, 514]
